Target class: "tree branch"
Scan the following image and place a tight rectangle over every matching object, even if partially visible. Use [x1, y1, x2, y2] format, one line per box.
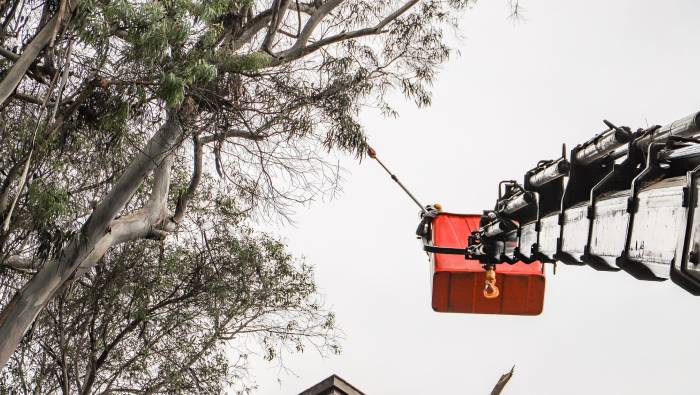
[290, 1, 316, 15]
[199, 129, 267, 144]
[277, 0, 419, 62]
[0, 45, 19, 61]
[87, 112, 181, 235]
[145, 153, 174, 217]
[0, 156, 27, 216]
[231, 9, 274, 51]
[75, 152, 178, 276]
[0, 0, 82, 107]
[491, 365, 515, 395]
[0, 255, 39, 271]
[261, 0, 292, 53]
[173, 136, 202, 224]
[229, 2, 316, 51]
[280, 0, 344, 56]
[10, 91, 65, 107]
[0, 110, 184, 368]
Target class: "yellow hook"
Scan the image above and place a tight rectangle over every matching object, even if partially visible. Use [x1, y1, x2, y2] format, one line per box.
[483, 266, 500, 299]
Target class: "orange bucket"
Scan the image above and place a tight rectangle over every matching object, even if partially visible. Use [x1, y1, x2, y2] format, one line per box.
[429, 213, 545, 315]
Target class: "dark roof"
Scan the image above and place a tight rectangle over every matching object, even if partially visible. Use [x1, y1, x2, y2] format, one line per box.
[298, 374, 366, 395]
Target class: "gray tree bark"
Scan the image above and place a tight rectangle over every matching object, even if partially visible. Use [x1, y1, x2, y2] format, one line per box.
[0, 0, 427, 368]
[491, 366, 515, 395]
[0, 112, 183, 367]
[0, 0, 81, 107]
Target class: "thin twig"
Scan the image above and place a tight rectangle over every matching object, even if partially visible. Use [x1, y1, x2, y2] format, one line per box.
[1, 71, 59, 232]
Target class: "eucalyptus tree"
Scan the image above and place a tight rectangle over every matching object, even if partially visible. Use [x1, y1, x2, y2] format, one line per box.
[0, 0, 473, 373]
[1, 224, 339, 393]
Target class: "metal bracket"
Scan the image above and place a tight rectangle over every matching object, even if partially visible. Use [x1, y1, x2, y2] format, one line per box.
[423, 245, 466, 255]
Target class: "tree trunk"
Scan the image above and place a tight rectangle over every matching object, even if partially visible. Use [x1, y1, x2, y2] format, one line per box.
[0, 113, 183, 368]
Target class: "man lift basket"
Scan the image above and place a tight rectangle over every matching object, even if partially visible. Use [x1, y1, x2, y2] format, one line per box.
[368, 110, 700, 317]
[367, 148, 545, 316]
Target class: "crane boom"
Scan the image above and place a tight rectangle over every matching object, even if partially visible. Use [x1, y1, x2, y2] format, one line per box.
[447, 110, 700, 295]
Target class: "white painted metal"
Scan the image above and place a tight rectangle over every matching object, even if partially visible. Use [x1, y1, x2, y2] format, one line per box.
[519, 222, 538, 260]
[588, 190, 630, 268]
[560, 203, 588, 263]
[504, 230, 518, 260]
[538, 213, 559, 260]
[627, 177, 686, 278]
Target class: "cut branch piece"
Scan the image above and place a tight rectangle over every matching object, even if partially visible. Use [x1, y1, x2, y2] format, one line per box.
[491, 365, 515, 395]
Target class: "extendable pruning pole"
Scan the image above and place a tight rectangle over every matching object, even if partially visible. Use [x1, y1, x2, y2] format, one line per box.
[367, 146, 499, 299]
[367, 146, 429, 216]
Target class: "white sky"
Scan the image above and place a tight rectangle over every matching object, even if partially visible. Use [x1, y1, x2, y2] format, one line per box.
[252, 1, 700, 393]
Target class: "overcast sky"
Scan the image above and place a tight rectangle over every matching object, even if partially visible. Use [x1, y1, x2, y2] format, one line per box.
[250, 1, 700, 393]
